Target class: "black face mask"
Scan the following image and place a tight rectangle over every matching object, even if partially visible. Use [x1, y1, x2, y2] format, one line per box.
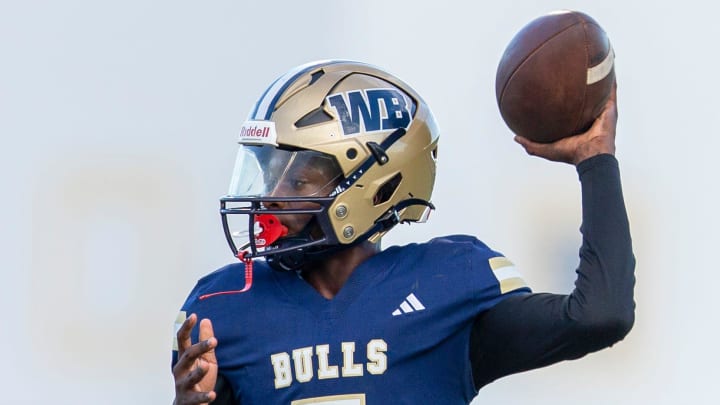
[265, 198, 436, 273]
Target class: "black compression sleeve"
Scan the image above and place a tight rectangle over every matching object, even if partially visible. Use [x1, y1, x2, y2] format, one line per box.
[469, 154, 636, 389]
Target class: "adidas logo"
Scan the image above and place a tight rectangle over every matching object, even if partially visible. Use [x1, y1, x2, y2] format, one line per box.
[392, 293, 425, 316]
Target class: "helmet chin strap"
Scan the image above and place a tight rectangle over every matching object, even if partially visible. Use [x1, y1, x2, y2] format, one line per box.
[265, 198, 435, 272]
[265, 218, 327, 272]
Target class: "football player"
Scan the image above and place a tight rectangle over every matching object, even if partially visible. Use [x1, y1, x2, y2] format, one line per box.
[172, 60, 634, 404]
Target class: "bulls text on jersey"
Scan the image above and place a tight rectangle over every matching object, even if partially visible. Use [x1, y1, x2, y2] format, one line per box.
[270, 339, 387, 389]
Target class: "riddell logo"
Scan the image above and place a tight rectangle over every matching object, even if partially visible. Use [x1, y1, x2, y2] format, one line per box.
[238, 120, 278, 146]
[240, 125, 270, 138]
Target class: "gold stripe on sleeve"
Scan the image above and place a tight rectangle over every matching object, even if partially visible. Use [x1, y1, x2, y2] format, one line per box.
[488, 257, 528, 294]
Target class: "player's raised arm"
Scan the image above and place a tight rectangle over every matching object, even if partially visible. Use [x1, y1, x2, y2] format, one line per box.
[469, 86, 635, 389]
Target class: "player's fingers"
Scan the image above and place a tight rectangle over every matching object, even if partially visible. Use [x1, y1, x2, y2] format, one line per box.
[173, 337, 217, 376]
[513, 135, 533, 148]
[198, 319, 218, 364]
[603, 91, 618, 120]
[514, 135, 575, 164]
[515, 135, 552, 156]
[514, 135, 542, 156]
[176, 314, 197, 356]
[588, 94, 618, 139]
[176, 358, 211, 388]
[198, 319, 215, 342]
[174, 389, 217, 405]
[174, 360, 217, 404]
[598, 82, 618, 123]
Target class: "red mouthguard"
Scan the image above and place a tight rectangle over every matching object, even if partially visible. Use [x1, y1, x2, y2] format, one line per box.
[254, 214, 288, 247]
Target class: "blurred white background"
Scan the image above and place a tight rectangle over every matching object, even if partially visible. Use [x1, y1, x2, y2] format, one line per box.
[1, 0, 716, 403]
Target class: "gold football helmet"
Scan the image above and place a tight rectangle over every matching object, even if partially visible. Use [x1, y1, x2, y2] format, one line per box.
[220, 60, 439, 271]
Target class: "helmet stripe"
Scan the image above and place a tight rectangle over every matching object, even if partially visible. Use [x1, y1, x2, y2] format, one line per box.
[251, 60, 352, 120]
[249, 75, 282, 119]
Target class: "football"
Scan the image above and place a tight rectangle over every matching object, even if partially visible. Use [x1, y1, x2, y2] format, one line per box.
[495, 10, 615, 143]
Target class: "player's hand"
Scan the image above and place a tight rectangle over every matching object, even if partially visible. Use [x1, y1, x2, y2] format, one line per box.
[514, 84, 618, 166]
[173, 314, 218, 405]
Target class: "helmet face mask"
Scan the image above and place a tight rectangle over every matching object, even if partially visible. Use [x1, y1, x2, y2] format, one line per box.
[221, 145, 344, 263]
[220, 60, 439, 271]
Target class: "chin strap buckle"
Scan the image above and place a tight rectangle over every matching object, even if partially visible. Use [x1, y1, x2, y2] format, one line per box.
[375, 198, 436, 232]
[376, 208, 402, 231]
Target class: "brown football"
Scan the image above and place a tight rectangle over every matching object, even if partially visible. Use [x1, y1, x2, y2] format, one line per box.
[495, 10, 615, 143]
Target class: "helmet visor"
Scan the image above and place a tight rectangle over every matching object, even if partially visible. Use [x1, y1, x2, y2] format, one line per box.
[227, 145, 343, 198]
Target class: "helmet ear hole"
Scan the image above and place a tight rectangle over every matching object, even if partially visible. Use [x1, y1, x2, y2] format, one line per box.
[373, 173, 403, 206]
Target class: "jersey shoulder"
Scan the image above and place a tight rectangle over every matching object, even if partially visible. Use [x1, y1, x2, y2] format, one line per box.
[403, 234, 502, 265]
[397, 234, 531, 296]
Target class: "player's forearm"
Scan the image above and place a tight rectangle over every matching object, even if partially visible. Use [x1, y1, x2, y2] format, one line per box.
[570, 153, 635, 344]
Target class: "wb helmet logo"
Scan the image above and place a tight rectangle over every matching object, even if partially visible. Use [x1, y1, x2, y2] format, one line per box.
[327, 88, 413, 136]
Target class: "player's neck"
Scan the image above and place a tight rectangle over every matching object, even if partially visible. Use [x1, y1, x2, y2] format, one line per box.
[303, 241, 380, 299]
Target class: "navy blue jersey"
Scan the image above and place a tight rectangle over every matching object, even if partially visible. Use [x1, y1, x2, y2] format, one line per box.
[173, 235, 530, 404]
